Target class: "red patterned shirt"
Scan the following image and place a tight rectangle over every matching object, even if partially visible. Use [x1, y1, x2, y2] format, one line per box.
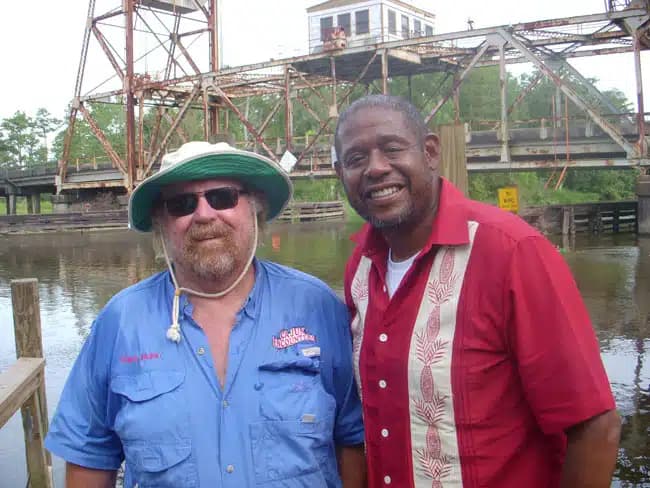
[344, 178, 615, 488]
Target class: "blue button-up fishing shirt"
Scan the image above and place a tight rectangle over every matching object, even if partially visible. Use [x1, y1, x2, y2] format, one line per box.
[45, 259, 364, 487]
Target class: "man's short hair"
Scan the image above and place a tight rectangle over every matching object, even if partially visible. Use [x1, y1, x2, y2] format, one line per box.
[334, 95, 428, 161]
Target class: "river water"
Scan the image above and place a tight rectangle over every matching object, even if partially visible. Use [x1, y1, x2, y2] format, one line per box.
[0, 224, 648, 487]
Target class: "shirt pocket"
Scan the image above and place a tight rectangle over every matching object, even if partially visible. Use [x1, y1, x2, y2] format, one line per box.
[251, 357, 337, 486]
[257, 356, 336, 425]
[122, 440, 198, 488]
[250, 420, 330, 487]
[110, 370, 198, 488]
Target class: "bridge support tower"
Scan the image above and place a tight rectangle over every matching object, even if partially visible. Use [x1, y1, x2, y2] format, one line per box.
[637, 173, 650, 235]
[6, 193, 17, 215]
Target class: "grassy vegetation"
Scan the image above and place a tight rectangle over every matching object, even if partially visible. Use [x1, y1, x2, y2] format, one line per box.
[291, 170, 638, 222]
[0, 195, 54, 215]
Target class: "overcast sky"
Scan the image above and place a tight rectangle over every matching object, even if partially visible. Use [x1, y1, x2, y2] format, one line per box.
[1, 0, 647, 121]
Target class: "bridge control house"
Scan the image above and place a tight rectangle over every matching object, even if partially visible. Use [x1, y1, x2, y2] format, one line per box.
[308, 0, 435, 53]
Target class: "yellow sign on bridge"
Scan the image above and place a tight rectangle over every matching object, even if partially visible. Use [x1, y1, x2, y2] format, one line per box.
[497, 187, 519, 214]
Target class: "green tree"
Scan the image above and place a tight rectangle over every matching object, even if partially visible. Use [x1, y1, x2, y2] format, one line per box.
[52, 102, 125, 164]
[0, 111, 40, 168]
[33, 108, 62, 164]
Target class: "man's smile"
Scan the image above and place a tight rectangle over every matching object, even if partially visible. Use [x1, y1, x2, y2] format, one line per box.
[364, 184, 406, 202]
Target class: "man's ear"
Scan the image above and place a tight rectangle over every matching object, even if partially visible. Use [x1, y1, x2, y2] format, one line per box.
[424, 133, 441, 172]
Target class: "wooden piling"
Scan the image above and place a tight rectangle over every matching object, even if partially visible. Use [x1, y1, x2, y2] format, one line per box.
[9, 278, 53, 488]
[438, 124, 468, 195]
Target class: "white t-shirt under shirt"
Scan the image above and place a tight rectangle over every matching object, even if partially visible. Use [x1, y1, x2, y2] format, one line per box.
[386, 250, 418, 298]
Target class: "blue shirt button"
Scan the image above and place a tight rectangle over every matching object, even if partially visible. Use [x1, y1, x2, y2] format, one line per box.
[254, 382, 264, 390]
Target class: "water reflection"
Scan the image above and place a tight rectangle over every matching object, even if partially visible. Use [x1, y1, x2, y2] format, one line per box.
[0, 227, 648, 486]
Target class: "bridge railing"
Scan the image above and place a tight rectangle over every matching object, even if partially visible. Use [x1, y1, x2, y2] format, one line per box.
[468, 112, 646, 133]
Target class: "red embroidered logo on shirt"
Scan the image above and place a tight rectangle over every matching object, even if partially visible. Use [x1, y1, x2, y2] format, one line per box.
[272, 327, 316, 349]
[119, 352, 161, 363]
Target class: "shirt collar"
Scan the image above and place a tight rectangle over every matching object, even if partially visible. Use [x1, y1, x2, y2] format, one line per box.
[351, 177, 470, 257]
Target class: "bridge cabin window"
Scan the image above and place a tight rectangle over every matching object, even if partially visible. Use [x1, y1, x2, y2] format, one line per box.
[338, 13, 351, 37]
[320, 16, 333, 41]
[413, 19, 422, 37]
[425, 24, 433, 36]
[355, 9, 369, 34]
[388, 9, 397, 34]
[401, 15, 410, 38]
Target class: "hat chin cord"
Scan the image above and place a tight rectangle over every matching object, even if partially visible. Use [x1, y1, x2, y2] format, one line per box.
[160, 211, 258, 343]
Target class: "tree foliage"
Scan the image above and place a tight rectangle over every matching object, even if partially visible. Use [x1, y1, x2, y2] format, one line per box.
[0, 110, 62, 169]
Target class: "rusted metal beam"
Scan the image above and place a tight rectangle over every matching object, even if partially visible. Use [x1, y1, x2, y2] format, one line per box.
[291, 68, 328, 103]
[173, 35, 202, 75]
[285, 66, 293, 152]
[508, 71, 544, 115]
[148, 107, 164, 163]
[186, 8, 648, 78]
[295, 94, 323, 123]
[165, 14, 181, 80]
[243, 98, 283, 149]
[337, 52, 378, 109]
[138, 92, 145, 175]
[209, 0, 219, 73]
[146, 84, 201, 176]
[93, 8, 124, 23]
[191, 0, 210, 20]
[58, 106, 79, 189]
[202, 86, 210, 141]
[125, 0, 137, 192]
[424, 42, 490, 124]
[136, 11, 188, 79]
[210, 83, 278, 161]
[331, 57, 338, 114]
[77, 103, 127, 175]
[634, 32, 648, 156]
[498, 38, 510, 163]
[499, 28, 638, 157]
[381, 50, 388, 94]
[177, 27, 210, 38]
[91, 26, 124, 82]
[295, 117, 335, 166]
[162, 111, 188, 143]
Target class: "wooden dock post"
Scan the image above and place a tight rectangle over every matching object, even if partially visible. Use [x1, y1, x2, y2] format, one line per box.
[9, 278, 53, 488]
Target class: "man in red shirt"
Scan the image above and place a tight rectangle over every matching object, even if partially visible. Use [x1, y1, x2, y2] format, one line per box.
[334, 95, 621, 488]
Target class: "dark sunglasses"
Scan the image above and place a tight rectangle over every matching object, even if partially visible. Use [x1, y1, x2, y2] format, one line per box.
[161, 187, 248, 217]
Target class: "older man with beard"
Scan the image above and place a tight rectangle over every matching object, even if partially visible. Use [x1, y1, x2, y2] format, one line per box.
[45, 141, 366, 488]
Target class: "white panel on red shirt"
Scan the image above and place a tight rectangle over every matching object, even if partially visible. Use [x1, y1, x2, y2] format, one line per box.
[351, 221, 478, 487]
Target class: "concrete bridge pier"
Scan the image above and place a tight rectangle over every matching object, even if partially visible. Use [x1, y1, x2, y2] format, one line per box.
[31, 194, 41, 214]
[26, 194, 41, 214]
[6, 193, 17, 215]
[637, 173, 650, 235]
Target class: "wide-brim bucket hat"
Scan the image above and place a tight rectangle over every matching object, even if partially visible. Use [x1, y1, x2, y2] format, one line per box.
[128, 141, 293, 232]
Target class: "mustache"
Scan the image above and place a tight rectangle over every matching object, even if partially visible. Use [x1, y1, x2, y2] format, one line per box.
[186, 222, 230, 241]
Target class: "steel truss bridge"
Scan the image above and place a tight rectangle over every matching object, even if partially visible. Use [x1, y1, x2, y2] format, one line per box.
[6, 0, 650, 199]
